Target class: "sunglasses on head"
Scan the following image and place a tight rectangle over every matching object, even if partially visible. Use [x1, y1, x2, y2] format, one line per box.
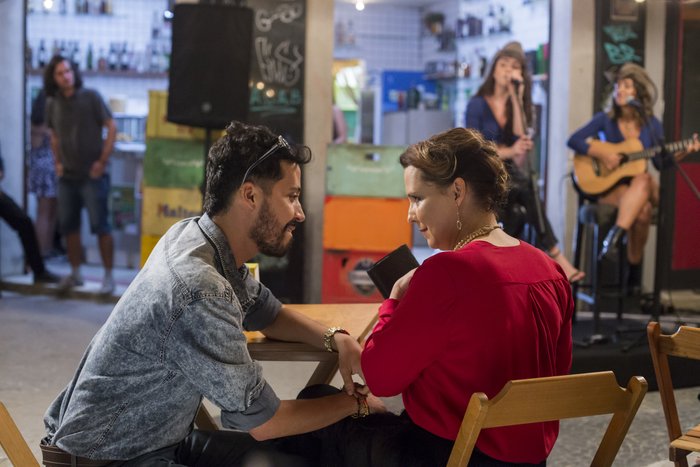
[241, 135, 291, 184]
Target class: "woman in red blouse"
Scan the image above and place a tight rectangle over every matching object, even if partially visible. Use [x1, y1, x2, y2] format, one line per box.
[358, 127, 574, 466]
[295, 128, 573, 466]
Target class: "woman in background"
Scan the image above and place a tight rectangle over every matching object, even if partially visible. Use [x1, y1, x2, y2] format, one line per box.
[466, 41, 583, 283]
[567, 63, 699, 289]
[29, 89, 59, 258]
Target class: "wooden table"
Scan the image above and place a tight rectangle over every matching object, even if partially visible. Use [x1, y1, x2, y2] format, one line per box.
[195, 303, 380, 430]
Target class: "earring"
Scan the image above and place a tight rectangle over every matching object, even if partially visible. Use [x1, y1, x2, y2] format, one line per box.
[456, 212, 462, 231]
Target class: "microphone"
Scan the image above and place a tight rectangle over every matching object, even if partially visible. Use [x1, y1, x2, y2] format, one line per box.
[625, 96, 641, 108]
[511, 78, 523, 87]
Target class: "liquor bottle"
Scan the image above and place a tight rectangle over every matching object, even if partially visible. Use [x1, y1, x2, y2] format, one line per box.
[25, 41, 33, 70]
[86, 43, 94, 70]
[108, 43, 118, 71]
[72, 42, 81, 68]
[59, 0, 67, 15]
[120, 42, 130, 71]
[38, 39, 48, 68]
[97, 47, 107, 71]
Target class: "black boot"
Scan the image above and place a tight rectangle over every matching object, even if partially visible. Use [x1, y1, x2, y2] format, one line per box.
[599, 225, 627, 261]
[626, 262, 642, 296]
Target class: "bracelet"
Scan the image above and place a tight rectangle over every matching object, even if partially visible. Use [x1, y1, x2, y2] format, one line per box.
[351, 396, 370, 419]
[323, 327, 349, 353]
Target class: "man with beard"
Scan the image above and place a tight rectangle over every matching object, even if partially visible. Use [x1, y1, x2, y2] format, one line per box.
[41, 121, 385, 467]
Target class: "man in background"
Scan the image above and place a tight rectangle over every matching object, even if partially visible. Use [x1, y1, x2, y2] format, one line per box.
[44, 55, 116, 294]
[0, 151, 60, 284]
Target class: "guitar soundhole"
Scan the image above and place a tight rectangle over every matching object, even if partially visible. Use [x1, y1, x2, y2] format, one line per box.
[591, 159, 601, 176]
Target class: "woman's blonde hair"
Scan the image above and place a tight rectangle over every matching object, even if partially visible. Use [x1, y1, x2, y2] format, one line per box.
[399, 128, 509, 212]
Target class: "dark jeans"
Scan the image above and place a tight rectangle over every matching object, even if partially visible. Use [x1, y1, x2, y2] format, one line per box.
[502, 162, 558, 252]
[0, 190, 46, 275]
[107, 430, 311, 467]
[294, 385, 547, 467]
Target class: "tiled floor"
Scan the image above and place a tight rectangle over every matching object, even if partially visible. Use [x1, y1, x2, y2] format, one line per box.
[1, 283, 699, 466]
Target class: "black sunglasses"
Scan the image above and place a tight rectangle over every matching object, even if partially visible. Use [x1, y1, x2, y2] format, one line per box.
[241, 135, 291, 183]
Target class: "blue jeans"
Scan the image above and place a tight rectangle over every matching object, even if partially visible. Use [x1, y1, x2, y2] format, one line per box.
[58, 175, 111, 235]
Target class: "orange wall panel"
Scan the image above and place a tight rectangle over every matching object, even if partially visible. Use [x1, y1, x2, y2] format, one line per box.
[323, 196, 411, 252]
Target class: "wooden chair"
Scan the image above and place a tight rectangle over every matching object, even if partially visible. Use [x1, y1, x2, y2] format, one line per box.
[647, 322, 700, 467]
[0, 402, 39, 467]
[446, 371, 647, 467]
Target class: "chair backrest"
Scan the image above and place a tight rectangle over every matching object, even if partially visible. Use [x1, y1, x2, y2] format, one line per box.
[0, 402, 39, 467]
[447, 371, 647, 467]
[647, 322, 700, 450]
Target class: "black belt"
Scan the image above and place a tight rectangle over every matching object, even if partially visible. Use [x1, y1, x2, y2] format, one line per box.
[40, 443, 115, 467]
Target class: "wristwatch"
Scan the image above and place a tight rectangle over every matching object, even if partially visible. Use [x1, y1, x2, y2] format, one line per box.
[323, 327, 349, 353]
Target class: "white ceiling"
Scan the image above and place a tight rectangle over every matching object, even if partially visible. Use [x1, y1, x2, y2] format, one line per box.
[336, 0, 437, 8]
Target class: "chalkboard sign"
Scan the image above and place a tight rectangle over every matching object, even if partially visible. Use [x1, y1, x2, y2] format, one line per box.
[247, 0, 306, 144]
[594, 0, 646, 111]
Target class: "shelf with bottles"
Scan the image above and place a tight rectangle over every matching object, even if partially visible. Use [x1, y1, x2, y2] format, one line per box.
[29, 37, 171, 78]
[26, 68, 167, 79]
[27, 0, 115, 16]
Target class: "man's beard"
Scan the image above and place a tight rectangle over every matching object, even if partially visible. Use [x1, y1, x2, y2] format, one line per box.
[250, 200, 295, 257]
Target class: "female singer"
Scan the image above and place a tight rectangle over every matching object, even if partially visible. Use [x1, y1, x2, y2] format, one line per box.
[466, 41, 583, 283]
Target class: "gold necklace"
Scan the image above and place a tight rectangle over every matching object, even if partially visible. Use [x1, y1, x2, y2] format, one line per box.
[453, 225, 502, 251]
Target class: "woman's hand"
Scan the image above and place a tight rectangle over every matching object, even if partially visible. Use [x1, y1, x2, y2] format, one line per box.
[334, 332, 364, 396]
[601, 153, 622, 172]
[364, 392, 387, 415]
[389, 268, 417, 301]
[688, 133, 700, 154]
[509, 136, 533, 167]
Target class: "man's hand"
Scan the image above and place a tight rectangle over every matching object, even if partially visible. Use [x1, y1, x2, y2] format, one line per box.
[55, 162, 64, 177]
[89, 160, 106, 179]
[335, 332, 364, 396]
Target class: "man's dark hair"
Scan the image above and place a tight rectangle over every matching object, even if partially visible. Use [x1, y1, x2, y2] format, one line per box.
[203, 121, 312, 216]
[43, 55, 83, 98]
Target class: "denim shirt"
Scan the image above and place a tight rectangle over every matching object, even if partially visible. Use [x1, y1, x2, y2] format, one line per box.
[44, 214, 282, 460]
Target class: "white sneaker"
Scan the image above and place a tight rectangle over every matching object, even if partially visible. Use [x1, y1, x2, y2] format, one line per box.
[57, 274, 84, 293]
[99, 276, 115, 295]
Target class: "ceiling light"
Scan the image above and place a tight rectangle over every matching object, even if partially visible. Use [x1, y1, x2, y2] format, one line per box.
[355, 0, 365, 11]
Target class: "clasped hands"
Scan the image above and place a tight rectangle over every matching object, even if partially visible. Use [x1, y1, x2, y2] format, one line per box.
[333, 328, 386, 416]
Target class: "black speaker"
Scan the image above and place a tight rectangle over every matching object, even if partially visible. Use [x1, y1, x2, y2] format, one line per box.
[168, 3, 253, 129]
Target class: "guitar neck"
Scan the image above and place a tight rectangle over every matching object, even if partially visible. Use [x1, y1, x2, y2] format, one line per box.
[628, 137, 694, 162]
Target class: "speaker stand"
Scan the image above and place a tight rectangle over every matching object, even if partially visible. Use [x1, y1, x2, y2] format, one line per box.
[200, 128, 214, 207]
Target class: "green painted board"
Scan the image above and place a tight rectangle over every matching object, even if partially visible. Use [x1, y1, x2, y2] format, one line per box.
[143, 138, 205, 189]
[326, 144, 406, 198]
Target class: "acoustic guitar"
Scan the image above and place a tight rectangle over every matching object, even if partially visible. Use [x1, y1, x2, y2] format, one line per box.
[572, 137, 695, 196]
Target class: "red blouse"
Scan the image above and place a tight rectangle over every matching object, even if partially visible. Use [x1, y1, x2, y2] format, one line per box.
[361, 241, 574, 464]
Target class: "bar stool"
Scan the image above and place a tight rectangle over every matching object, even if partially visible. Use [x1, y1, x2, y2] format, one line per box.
[571, 194, 627, 338]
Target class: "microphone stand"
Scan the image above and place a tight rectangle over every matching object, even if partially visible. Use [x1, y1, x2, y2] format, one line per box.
[621, 123, 700, 352]
[511, 82, 547, 238]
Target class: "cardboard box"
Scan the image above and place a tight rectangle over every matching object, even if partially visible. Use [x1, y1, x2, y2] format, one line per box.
[322, 249, 385, 303]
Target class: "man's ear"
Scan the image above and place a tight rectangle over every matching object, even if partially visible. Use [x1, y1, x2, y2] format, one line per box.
[240, 182, 258, 210]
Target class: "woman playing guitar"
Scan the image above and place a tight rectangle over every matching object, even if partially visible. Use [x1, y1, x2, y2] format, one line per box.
[568, 63, 699, 290]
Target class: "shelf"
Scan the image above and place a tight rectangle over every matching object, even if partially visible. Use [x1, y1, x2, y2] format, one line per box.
[27, 68, 167, 79]
[456, 31, 512, 42]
